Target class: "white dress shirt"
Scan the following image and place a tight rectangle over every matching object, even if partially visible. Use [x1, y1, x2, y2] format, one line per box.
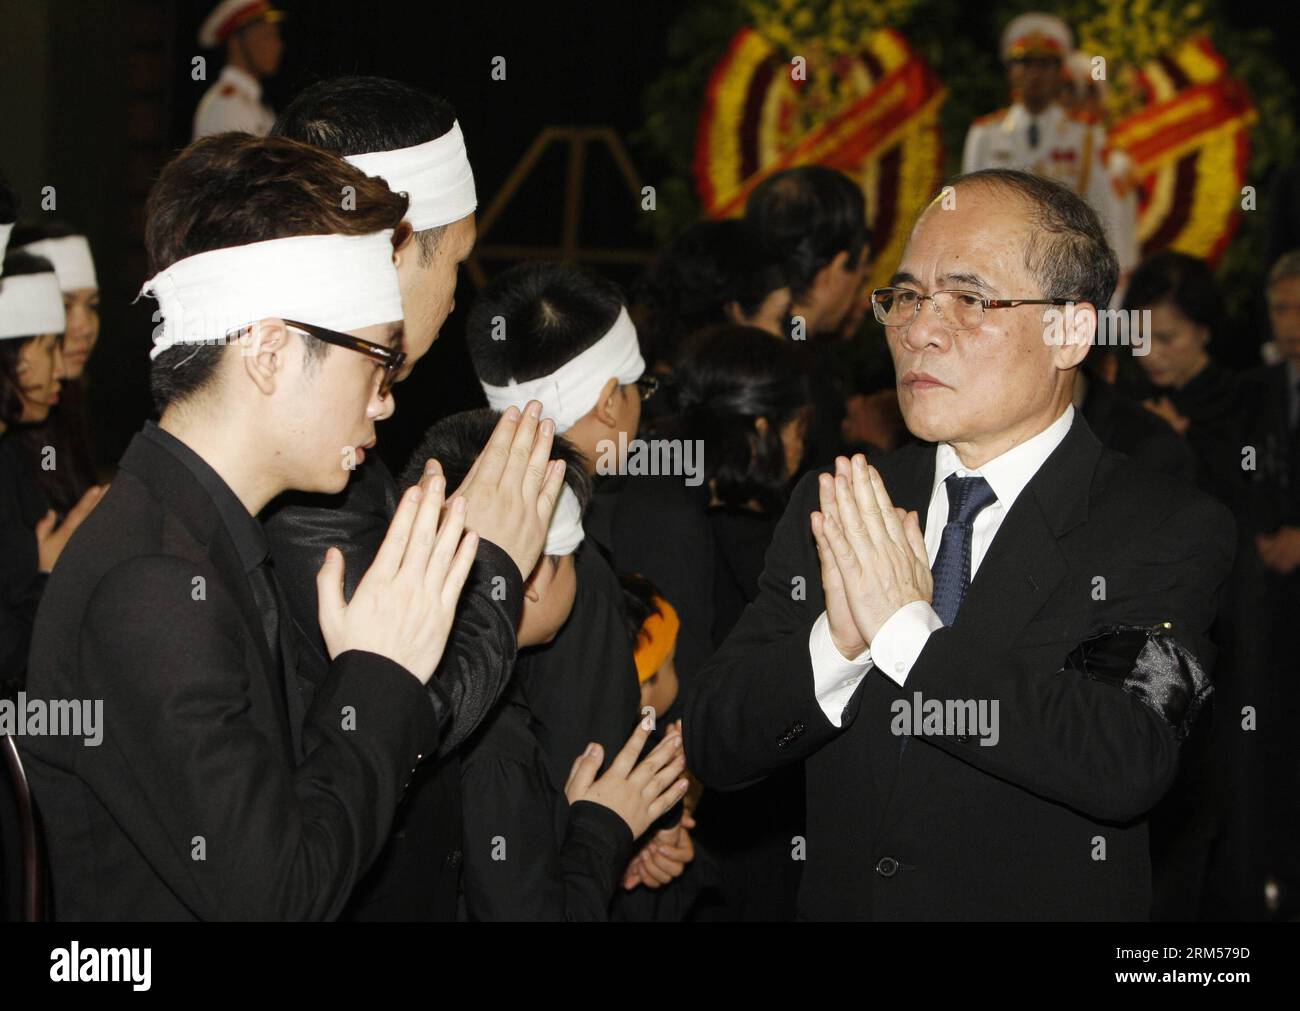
[809, 405, 1076, 726]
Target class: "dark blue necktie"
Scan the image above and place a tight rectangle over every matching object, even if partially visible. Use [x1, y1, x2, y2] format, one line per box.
[1027, 121, 1040, 149]
[930, 475, 998, 627]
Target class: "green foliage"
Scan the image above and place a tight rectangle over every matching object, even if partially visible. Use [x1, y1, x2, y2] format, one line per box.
[633, 0, 748, 244]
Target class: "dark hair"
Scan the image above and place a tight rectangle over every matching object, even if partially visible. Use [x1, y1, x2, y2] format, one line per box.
[1120, 250, 1224, 340]
[144, 133, 409, 414]
[272, 76, 457, 265]
[9, 220, 79, 247]
[953, 169, 1119, 311]
[618, 571, 663, 650]
[398, 407, 592, 527]
[745, 166, 869, 299]
[1, 252, 59, 425]
[673, 324, 813, 512]
[634, 219, 787, 365]
[465, 262, 626, 386]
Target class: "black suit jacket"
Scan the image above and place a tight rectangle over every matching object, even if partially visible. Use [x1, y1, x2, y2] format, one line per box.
[1081, 378, 1197, 486]
[686, 411, 1235, 920]
[1239, 363, 1300, 534]
[458, 690, 634, 921]
[262, 455, 523, 920]
[586, 474, 715, 683]
[20, 431, 441, 920]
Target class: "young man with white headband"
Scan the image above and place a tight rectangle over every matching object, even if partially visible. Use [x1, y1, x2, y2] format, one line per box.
[20, 133, 483, 920]
[264, 78, 566, 923]
[401, 410, 689, 920]
[471, 263, 648, 472]
[0, 251, 104, 695]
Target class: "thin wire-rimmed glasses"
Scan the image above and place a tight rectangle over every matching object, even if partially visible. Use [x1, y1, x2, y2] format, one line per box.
[281, 318, 406, 398]
[635, 374, 661, 402]
[870, 287, 1074, 331]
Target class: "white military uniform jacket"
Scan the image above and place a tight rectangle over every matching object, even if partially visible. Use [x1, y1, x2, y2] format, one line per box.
[962, 102, 1137, 278]
[193, 64, 274, 140]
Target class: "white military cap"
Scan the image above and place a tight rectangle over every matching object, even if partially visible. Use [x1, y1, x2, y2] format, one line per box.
[198, 0, 285, 48]
[1000, 12, 1074, 63]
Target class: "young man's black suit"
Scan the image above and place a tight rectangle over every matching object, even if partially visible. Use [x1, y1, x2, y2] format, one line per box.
[263, 455, 524, 921]
[687, 411, 1235, 920]
[21, 423, 441, 920]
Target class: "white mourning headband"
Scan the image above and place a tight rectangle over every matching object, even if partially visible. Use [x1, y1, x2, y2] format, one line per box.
[544, 484, 584, 556]
[0, 272, 66, 339]
[16, 235, 97, 291]
[479, 306, 645, 433]
[345, 121, 478, 232]
[137, 231, 402, 360]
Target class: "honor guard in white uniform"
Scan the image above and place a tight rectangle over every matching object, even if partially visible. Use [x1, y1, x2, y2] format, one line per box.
[962, 13, 1135, 279]
[192, 0, 285, 141]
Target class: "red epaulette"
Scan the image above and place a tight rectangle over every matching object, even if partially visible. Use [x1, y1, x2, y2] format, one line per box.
[972, 108, 1009, 127]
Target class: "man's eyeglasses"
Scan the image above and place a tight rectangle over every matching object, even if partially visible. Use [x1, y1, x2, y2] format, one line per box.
[870, 287, 1074, 331]
[634, 375, 661, 402]
[281, 319, 406, 399]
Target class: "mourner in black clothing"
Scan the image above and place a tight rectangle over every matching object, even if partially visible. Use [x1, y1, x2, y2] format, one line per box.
[633, 218, 792, 371]
[629, 327, 811, 920]
[1235, 250, 1300, 915]
[403, 410, 688, 921]
[464, 262, 652, 789]
[1126, 251, 1247, 507]
[9, 222, 103, 514]
[611, 571, 726, 916]
[745, 166, 872, 471]
[20, 134, 481, 921]
[0, 251, 104, 696]
[1123, 251, 1251, 918]
[1076, 350, 1197, 485]
[261, 75, 567, 922]
[688, 170, 1234, 921]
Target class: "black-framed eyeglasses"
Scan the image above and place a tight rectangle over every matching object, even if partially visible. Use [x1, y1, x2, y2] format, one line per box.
[281, 318, 406, 398]
[870, 287, 1074, 331]
[634, 375, 661, 403]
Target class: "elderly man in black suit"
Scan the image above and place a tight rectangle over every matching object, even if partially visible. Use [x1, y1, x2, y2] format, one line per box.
[687, 169, 1235, 921]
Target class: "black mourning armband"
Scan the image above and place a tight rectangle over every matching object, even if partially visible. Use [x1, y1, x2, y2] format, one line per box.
[1063, 623, 1211, 740]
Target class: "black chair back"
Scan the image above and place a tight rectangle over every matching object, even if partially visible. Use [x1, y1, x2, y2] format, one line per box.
[0, 735, 47, 921]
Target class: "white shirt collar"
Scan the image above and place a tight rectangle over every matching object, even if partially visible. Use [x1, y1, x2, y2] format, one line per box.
[219, 64, 261, 101]
[932, 404, 1075, 514]
[1004, 102, 1063, 132]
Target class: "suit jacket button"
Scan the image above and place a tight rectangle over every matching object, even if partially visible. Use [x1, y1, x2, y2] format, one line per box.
[875, 856, 899, 877]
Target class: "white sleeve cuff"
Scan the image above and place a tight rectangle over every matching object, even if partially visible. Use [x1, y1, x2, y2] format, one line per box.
[808, 612, 872, 728]
[870, 601, 944, 686]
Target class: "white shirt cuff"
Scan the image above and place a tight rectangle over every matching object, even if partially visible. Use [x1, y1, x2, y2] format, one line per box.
[870, 601, 944, 686]
[808, 613, 872, 728]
